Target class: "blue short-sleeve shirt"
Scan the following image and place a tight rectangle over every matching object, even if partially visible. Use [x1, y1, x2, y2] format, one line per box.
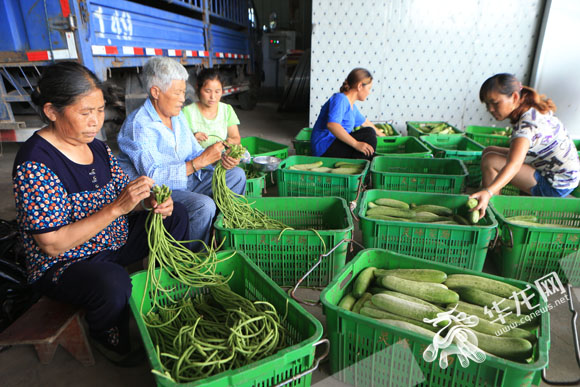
[311, 93, 366, 156]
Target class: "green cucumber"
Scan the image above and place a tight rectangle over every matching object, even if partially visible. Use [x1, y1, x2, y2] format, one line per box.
[290, 161, 324, 170]
[378, 290, 444, 312]
[338, 293, 357, 311]
[367, 207, 416, 219]
[378, 319, 438, 339]
[453, 214, 470, 225]
[413, 212, 449, 222]
[359, 307, 439, 332]
[467, 329, 533, 362]
[367, 202, 378, 209]
[352, 267, 376, 298]
[455, 287, 534, 314]
[466, 198, 478, 210]
[374, 198, 410, 209]
[444, 274, 523, 299]
[412, 204, 453, 217]
[309, 166, 333, 173]
[374, 268, 447, 283]
[352, 292, 373, 314]
[450, 317, 536, 343]
[448, 301, 538, 329]
[366, 214, 411, 222]
[334, 161, 364, 169]
[331, 167, 364, 175]
[370, 293, 441, 322]
[380, 275, 459, 304]
[468, 210, 480, 224]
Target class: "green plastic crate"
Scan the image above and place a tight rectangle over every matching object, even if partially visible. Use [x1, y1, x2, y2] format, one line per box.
[465, 125, 511, 147]
[489, 195, 580, 284]
[375, 136, 432, 158]
[128, 251, 323, 387]
[214, 197, 353, 287]
[359, 190, 497, 271]
[245, 173, 266, 197]
[420, 135, 485, 188]
[500, 183, 522, 196]
[574, 139, 580, 157]
[370, 156, 468, 194]
[241, 136, 289, 160]
[406, 121, 463, 137]
[292, 128, 313, 156]
[277, 156, 369, 203]
[320, 248, 550, 387]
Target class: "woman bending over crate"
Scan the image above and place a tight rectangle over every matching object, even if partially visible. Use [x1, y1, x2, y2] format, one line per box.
[470, 73, 580, 219]
[182, 67, 242, 149]
[116, 58, 246, 250]
[311, 68, 386, 160]
[12, 62, 190, 366]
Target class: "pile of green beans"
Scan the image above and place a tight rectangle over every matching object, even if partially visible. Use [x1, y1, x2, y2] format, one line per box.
[146, 284, 289, 383]
[143, 185, 233, 313]
[212, 144, 290, 230]
[244, 167, 264, 180]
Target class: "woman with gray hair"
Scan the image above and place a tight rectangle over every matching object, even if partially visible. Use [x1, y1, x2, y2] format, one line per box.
[116, 57, 246, 250]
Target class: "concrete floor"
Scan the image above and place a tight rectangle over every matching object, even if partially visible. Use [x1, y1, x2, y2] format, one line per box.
[0, 101, 578, 386]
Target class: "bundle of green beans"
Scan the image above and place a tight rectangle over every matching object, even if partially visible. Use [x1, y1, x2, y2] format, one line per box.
[143, 185, 232, 313]
[212, 143, 289, 230]
[146, 284, 289, 383]
[244, 167, 264, 180]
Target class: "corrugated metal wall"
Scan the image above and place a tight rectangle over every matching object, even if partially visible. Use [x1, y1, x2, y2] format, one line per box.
[310, 0, 545, 133]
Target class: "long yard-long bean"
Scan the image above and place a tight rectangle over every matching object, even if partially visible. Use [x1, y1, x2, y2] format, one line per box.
[212, 143, 290, 230]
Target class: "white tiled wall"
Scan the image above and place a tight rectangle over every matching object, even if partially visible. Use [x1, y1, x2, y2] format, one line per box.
[310, 0, 544, 133]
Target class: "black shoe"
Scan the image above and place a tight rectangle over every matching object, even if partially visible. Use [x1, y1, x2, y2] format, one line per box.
[90, 326, 146, 367]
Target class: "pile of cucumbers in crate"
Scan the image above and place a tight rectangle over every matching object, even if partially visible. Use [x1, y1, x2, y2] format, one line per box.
[354, 122, 396, 136]
[491, 127, 513, 136]
[366, 197, 480, 225]
[413, 122, 456, 134]
[505, 214, 578, 228]
[339, 268, 538, 363]
[286, 161, 365, 175]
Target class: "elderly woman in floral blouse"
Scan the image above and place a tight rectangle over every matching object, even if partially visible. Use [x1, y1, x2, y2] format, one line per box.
[12, 62, 189, 366]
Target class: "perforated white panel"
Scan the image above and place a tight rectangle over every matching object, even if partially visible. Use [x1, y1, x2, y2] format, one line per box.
[310, 0, 545, 133]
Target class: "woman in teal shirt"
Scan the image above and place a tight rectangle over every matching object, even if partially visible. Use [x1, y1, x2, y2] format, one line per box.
[311, 68, 385, 159]
[183, 68, 241, 148]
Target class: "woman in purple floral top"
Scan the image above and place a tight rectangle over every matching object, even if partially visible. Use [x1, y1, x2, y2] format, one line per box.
[470, 73, 580, 219]
[12, 62, 189, 366]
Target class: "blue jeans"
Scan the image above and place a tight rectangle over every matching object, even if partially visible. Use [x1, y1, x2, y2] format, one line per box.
[171, 166, 246, 251]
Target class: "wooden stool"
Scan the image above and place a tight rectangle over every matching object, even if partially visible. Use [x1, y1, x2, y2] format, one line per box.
[0, 297, 94, 365]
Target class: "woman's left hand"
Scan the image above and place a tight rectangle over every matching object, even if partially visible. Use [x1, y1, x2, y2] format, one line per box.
[469, 190, 492, 221]
[220, 153, 240, 170]
[376, 130, 387, 137]
[149, 194, 174, 219]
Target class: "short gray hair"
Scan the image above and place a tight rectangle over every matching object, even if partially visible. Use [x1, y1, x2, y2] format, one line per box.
[143, 57, 189, 96]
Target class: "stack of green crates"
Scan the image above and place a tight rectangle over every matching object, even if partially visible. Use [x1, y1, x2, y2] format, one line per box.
[375, 136, 432, 158]
[277, 155, 369, 203]
[292, 128, 312, 156]
[370, 156, 468, 193]
[320, 249, 550, 387]
[359, 190, 497, 271]
[420, 134, 485, 187]
[465, 125, 511, 147]
[489, 195, 580, 284]
[129, 251, 324, 387]
[214, 197, 353, 287]
[406, 121, 463, 137]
